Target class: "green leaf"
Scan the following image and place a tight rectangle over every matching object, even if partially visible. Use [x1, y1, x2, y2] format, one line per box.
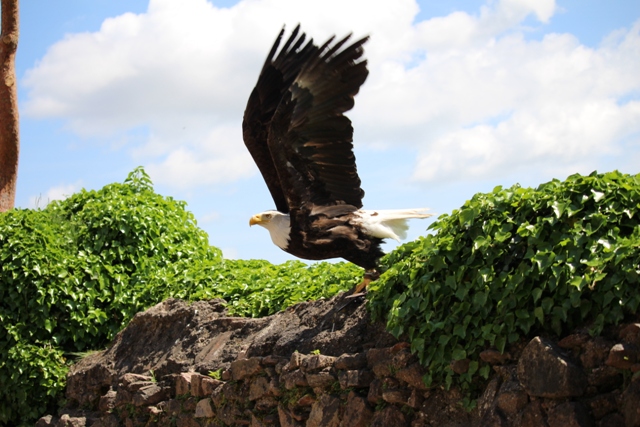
[534, 306, 545, 324]
[531, 288, 543, 303]
[459, 207, 478, 226]
[452, 347, 467, 361]
[453, 324, 467, 339]
[473, 291, 487, 307]
[479, 365, 491, 379]
[552, 201, 566, 218]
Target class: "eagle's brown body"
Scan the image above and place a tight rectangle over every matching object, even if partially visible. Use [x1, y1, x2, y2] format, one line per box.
[286, 204, 383, 270]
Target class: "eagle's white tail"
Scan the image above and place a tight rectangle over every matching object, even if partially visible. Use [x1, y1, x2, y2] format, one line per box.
[356, 208, 434, 241]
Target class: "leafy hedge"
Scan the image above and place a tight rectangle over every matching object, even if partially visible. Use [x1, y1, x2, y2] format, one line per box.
[0, 168, 357, 426]
[160, 258, 359, 318]
[369, 171, 640, 402]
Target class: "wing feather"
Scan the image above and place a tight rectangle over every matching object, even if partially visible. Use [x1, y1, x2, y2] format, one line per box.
[242, 25, 318, 213]
[267, 33, 369, 210]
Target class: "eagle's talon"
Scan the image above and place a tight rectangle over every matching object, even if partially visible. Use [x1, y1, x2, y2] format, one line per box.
[363, 269, 380, 281]
[352, 279, 369, 295]
[353, 269, 379, 294]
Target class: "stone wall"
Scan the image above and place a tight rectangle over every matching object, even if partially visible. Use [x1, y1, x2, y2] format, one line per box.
[36, 295, 640, 427]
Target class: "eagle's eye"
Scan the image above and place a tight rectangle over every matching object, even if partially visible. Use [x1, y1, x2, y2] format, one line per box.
[264, 213, 272, 220]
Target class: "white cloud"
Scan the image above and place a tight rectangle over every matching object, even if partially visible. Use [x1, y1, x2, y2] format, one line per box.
[22, 0, 640, 190]
[28, 182, 82, 208]
[144, 124, 256, 189]
[356, 11, 640, 183]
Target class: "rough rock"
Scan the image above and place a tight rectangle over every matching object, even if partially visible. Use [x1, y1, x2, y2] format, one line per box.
[547, 402, 593, 427]
[481, 406, 509, 427]
[588, 366, 623, 391]
[281, 369, 308, 389]
[621, 377, 640, 427]
[176, 414, 200, 427]
[370, 405, 407, 427]
[295, 393, 315, 406]
[477, 377, 501, 418]
[131, 384, 168, 407]
[334, 352, 367, 370]
[61, 293, 386, 377]
[302, 354, 336, 372]
[450, 358, 471, 374]
[338, 369, 374, 389]
[495, 381, 528, 416]
[518, 336, 587, 398]
[307, 394, 342, 427]
[277, 405, 302, 427]
[480, 348, 511, 365]
[587, 391, 620, 420]
[120, 373, 152, 388]
[340, 391, 373, 427]
[41, 296, 640, 427]
[249, 375, 271, 400]
[520, 400, 548, 427]
[581, 337, 614, 369]
[287, 352, 307, 371]
[395, 362, 428, 389]
[367, 344, 414, 377]
[619, 323, 640, 346]
[194, 398, 215, 418]
[306, 369, 337, 389]
[64, 360, 114, 408]
[174, 372, 192, 395]
[598, 413, 626, 427]
[35, 415, 55, 427]
[58, 414, 89, 427]
[231, 357, 263, 380]
[606, 343, 639, 370]
[157, 399, 181, 416]
[406, 388, 423, 409]
[97, 390, 116, 413]
[196, 374, 222, 396]
[382, 388, 411, 404]
[558, 333, 590, 349]
[366, 347, 396, 377]
[367, 378, 383, 404]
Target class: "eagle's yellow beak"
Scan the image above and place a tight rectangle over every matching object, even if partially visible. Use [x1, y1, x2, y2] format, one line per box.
[249, 215, 261, 226]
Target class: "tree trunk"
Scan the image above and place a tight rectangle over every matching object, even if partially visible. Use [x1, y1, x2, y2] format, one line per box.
[0, 0, 19, 212]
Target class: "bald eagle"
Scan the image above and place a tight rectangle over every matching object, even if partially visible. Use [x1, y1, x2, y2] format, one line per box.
[243, 26, 433, 292]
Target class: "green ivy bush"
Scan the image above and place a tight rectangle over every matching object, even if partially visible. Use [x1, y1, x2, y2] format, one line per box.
[0, 341, 67, 424]
[0, 167, 356, 426]
[369, 171, 640, 401]
[179, 259, 359, 317]
[0, 168, 216, 425]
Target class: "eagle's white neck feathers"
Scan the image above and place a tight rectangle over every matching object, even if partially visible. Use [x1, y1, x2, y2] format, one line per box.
[254, 211, 291, 249]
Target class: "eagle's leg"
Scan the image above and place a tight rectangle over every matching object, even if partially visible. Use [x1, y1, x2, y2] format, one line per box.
[353, 269, 380, 294]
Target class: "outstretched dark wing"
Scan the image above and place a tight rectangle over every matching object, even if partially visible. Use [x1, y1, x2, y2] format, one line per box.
[267, 33, 369, 211]
[242, 25, 318, 213]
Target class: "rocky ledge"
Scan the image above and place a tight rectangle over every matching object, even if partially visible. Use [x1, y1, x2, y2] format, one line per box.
[37, 293, 640, 427]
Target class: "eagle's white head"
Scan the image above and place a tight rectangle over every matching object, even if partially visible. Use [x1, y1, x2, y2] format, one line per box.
[249, 210, 291, 250]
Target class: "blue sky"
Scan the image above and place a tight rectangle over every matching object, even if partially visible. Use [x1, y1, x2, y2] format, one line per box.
[12, 0, 640, 263]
